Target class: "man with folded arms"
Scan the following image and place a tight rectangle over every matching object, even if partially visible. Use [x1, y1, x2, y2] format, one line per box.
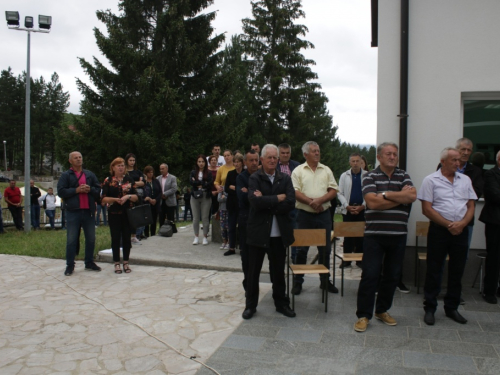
[242, 144, 296, 319]
[419, 147, 476, 325]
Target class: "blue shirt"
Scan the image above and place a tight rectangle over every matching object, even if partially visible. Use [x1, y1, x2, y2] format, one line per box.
[418, 169, 477, 222]
[349, 171, 363, 205]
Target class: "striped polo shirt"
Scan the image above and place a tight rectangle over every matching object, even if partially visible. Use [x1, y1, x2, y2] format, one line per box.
[363, 166, 414, 235]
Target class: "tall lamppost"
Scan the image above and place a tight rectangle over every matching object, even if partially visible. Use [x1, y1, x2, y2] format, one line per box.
[5, 11, 51, 233]
[2, 141, 6, 171]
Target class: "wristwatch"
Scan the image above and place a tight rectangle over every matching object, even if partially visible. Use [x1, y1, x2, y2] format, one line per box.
[382, 192, 387, 200]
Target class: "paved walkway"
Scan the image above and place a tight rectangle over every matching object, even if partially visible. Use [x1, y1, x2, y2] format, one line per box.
[1, 225, 500, 374]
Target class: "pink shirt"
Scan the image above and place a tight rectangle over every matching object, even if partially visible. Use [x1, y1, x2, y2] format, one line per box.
[71, 168, 90, 209]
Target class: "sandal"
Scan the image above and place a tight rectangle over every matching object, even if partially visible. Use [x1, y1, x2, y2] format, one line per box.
[114, 263, 122, 274]
[123, 262, 132, 273]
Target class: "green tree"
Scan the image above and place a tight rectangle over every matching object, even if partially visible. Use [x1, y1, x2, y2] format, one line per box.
[70, 0, 225, 180]
[240, 0, 339, 166]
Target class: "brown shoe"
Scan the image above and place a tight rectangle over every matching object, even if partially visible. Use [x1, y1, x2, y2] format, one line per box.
[374, 312, 397, 326]
[354, 317, 369, 332]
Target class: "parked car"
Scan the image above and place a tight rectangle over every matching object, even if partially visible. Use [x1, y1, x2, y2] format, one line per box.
[0, 174, 10, 182]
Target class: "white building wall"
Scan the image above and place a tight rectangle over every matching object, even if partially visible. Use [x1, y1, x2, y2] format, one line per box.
[377, 0, 500, 248]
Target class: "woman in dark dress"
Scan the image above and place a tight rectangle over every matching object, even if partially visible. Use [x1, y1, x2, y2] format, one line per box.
[101, 157, 139, 274]
[208, 155, 219, 216]
[143, 165, 162, 237]
[223, 153, 244, 256]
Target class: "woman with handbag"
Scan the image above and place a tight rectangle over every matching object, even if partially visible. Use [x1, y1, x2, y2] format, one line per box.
[190, 155, 213, 245]
[125, 153, 146, 243]
[143, 165, 162, 237]
[223, 153, 244, 255]
[101, 157, 139, 274]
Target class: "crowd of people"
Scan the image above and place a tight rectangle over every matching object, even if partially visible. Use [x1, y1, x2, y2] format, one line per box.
[3, 136, 499, 332]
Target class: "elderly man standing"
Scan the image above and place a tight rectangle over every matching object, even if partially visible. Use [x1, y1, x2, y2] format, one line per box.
[478, 151, 500, 304]
[338, 153, 368, 268]
[4, 180, 24, 230]
[354, 142, 416, 332]
[242, 144, 296, 319]
[57, 152, 102, 276]
[158, 163, 177, 227]
[291, 141, 339, 295]
[419, 148, 477, 325]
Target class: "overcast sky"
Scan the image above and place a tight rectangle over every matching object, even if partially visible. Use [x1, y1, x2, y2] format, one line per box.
[2, 0, 377, 145]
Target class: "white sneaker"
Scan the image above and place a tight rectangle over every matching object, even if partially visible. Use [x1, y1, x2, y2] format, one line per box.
[202, 237, 208, 246]
[193, 237, 199, 245]
[131, 237, 142, 245]
[220, 243, 225, 249]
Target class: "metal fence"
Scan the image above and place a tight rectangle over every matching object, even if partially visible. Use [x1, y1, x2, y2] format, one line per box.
[1, 207, 64, 228]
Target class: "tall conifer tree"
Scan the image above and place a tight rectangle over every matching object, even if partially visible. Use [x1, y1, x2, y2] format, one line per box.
[73, 0, 225, 177]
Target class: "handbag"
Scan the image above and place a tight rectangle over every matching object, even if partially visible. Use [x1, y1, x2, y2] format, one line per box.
[126, 204, 153, 228]
[193, 190, 204, 199]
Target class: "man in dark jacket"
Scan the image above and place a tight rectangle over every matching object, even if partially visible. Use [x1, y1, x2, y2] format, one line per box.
[57, 151, 102, 276]
[242, 144, 296, 320]
[236, 149, 260, 291]
[479, 151, 500, 304]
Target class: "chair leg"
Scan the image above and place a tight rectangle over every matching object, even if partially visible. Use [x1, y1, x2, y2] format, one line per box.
[471, 261, 482, 288]
[417, 259, 421, 294]
[414, 239, 418, 287]
[286, 248, 290, 300]
[325, 278, 328, 313]
[479, 259, 484, 294]
[341, 266, 344, 297]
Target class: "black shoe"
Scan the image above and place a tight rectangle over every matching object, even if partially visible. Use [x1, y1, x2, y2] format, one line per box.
[276, 305, 296, 318]
[320, 280, 339, 293]
[397, 282, 410, 294]
[339, 261, 351, 269]
[242, 308, 256, 320]
[291, 283, 302, 295]
[64, 264, 74, 276]
[445, 310, 467, 324]
[424, 311, 435, 326]
[224, 250, 236, 256]
[85, 262, 102, 272]
[459, 297, 465, 305]
[482, 294, 498, 304]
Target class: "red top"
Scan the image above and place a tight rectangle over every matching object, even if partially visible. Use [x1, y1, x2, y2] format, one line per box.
[71, 168, 90, 209]
[4, 187, 22, 207]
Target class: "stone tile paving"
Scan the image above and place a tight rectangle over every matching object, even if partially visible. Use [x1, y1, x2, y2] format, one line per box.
[0, 254, 270, 374]
[198, 274, 500, 375]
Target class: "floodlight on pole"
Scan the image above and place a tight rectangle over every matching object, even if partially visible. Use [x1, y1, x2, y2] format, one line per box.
[5, 11, 52, 233]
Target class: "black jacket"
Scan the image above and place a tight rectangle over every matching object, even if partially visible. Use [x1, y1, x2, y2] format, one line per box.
[189, 170, 213, 199]
[144, 178, 162, 214]
[225, 169, 241, 212]
[479, 167, 500, 225]
[57, 169, 101, 215]
[247, 169, 296, 248]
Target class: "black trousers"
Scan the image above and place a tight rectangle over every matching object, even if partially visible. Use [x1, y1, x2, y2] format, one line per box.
[483, 223, 500, 296]
[9, 206, 23, 229]
[109, 212, 132, 262]
[424, 223, 468, 313]
[342, 211, 365, 264]
[144, 206, 158, 237]
[246, 237, 289, 310]
[159, 201, 175, 227]
[238, 212, 249, 291]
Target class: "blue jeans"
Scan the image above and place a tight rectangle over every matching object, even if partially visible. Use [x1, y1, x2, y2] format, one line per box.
[65, 209, 96, 267]
[31, 205, 41, 228]
[45, 210, 55, 228]
[294, 209, 332, 284]
[356, 234, 407, 319]
[96, 204, 107, 226]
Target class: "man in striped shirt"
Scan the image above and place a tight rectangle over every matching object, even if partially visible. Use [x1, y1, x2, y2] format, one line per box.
[354, 142, 416, 332]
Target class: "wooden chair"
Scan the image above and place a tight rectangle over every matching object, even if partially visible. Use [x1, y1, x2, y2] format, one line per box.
[287, 229, 330, 312]
[414, 221, 430, 291]
[332, 221, 365, 296]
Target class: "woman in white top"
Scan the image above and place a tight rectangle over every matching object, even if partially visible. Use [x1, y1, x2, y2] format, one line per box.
[189, 155, 214, 245]
[42, 187, 57, 229]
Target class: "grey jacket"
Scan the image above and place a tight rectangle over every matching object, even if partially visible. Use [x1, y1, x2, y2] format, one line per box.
[157, 174, 177, 207]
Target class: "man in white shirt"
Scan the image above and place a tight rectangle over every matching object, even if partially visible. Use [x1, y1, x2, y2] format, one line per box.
[207, 144, 225, 167]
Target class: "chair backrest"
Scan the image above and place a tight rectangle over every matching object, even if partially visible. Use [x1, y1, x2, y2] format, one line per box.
[334, 221, 365, 238]
[292, 229, 326, 247]
[416, 221, 429, 237]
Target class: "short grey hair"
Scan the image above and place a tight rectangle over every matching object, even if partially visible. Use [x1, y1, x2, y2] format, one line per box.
[261, 144, 279, 158]
[496, 150, 500, 161]
[160, 163, 169, 169]
[302, 141, 319, 155]
[440, 147, 458, 161]
[377, 142, 398, 155]
[456, 137, 473, 149]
